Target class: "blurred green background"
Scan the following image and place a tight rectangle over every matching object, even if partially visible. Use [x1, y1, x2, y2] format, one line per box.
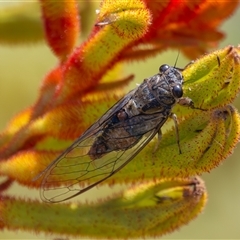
[0, 2, 240, 239]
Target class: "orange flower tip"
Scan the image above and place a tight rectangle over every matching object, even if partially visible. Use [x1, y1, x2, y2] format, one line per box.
[183, 177, 206, 200]
[95, 0, 152, 38]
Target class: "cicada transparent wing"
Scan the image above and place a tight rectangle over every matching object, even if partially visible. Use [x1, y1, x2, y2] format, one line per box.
[40, 91, 168, 203]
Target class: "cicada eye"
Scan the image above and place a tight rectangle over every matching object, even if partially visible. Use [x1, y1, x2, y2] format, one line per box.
[172, 85, 183, 98]
[159, 64, 169, 73]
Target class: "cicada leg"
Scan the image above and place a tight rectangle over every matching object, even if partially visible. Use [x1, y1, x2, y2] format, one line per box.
[170, 113, 182, 154]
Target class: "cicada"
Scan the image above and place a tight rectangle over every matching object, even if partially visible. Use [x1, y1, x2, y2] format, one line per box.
[39, 64, 195, 203]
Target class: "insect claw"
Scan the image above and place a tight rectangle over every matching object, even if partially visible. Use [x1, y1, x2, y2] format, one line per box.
[178, 97, 207, 111]
[189, 102, 207, 111]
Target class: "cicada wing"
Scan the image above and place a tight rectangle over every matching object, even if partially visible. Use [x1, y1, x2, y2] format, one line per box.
[85, 89, 136, 131]
[40, 131, 103, 203]
[40, 127, 158, 203]
[39, 90, 136, 202]
[40, 112, 167, 203]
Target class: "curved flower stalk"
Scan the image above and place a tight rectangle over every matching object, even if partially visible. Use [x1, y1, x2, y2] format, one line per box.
[0, 0, 240, 238]
[0, 177, 206, 238]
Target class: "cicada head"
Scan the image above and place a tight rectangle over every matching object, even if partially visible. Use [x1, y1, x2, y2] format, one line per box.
[159, 64, 183, 100]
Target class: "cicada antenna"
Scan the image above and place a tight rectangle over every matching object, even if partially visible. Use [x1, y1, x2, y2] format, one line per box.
[174, 50, 180, 68]
[173, 51, 185, 72]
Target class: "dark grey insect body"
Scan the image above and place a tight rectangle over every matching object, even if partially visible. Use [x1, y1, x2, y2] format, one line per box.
[89, 64, 183, 159]
[39, 64, 193, 203]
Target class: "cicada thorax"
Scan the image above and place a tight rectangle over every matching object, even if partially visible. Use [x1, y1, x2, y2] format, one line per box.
[133, 67, 183, 114]
[132, 78, 173, 114]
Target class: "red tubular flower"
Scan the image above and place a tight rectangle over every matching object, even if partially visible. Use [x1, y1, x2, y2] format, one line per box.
[0, 0, 239, 238]
[0, 0, 239, 191]
[0, 0, 239, 186]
